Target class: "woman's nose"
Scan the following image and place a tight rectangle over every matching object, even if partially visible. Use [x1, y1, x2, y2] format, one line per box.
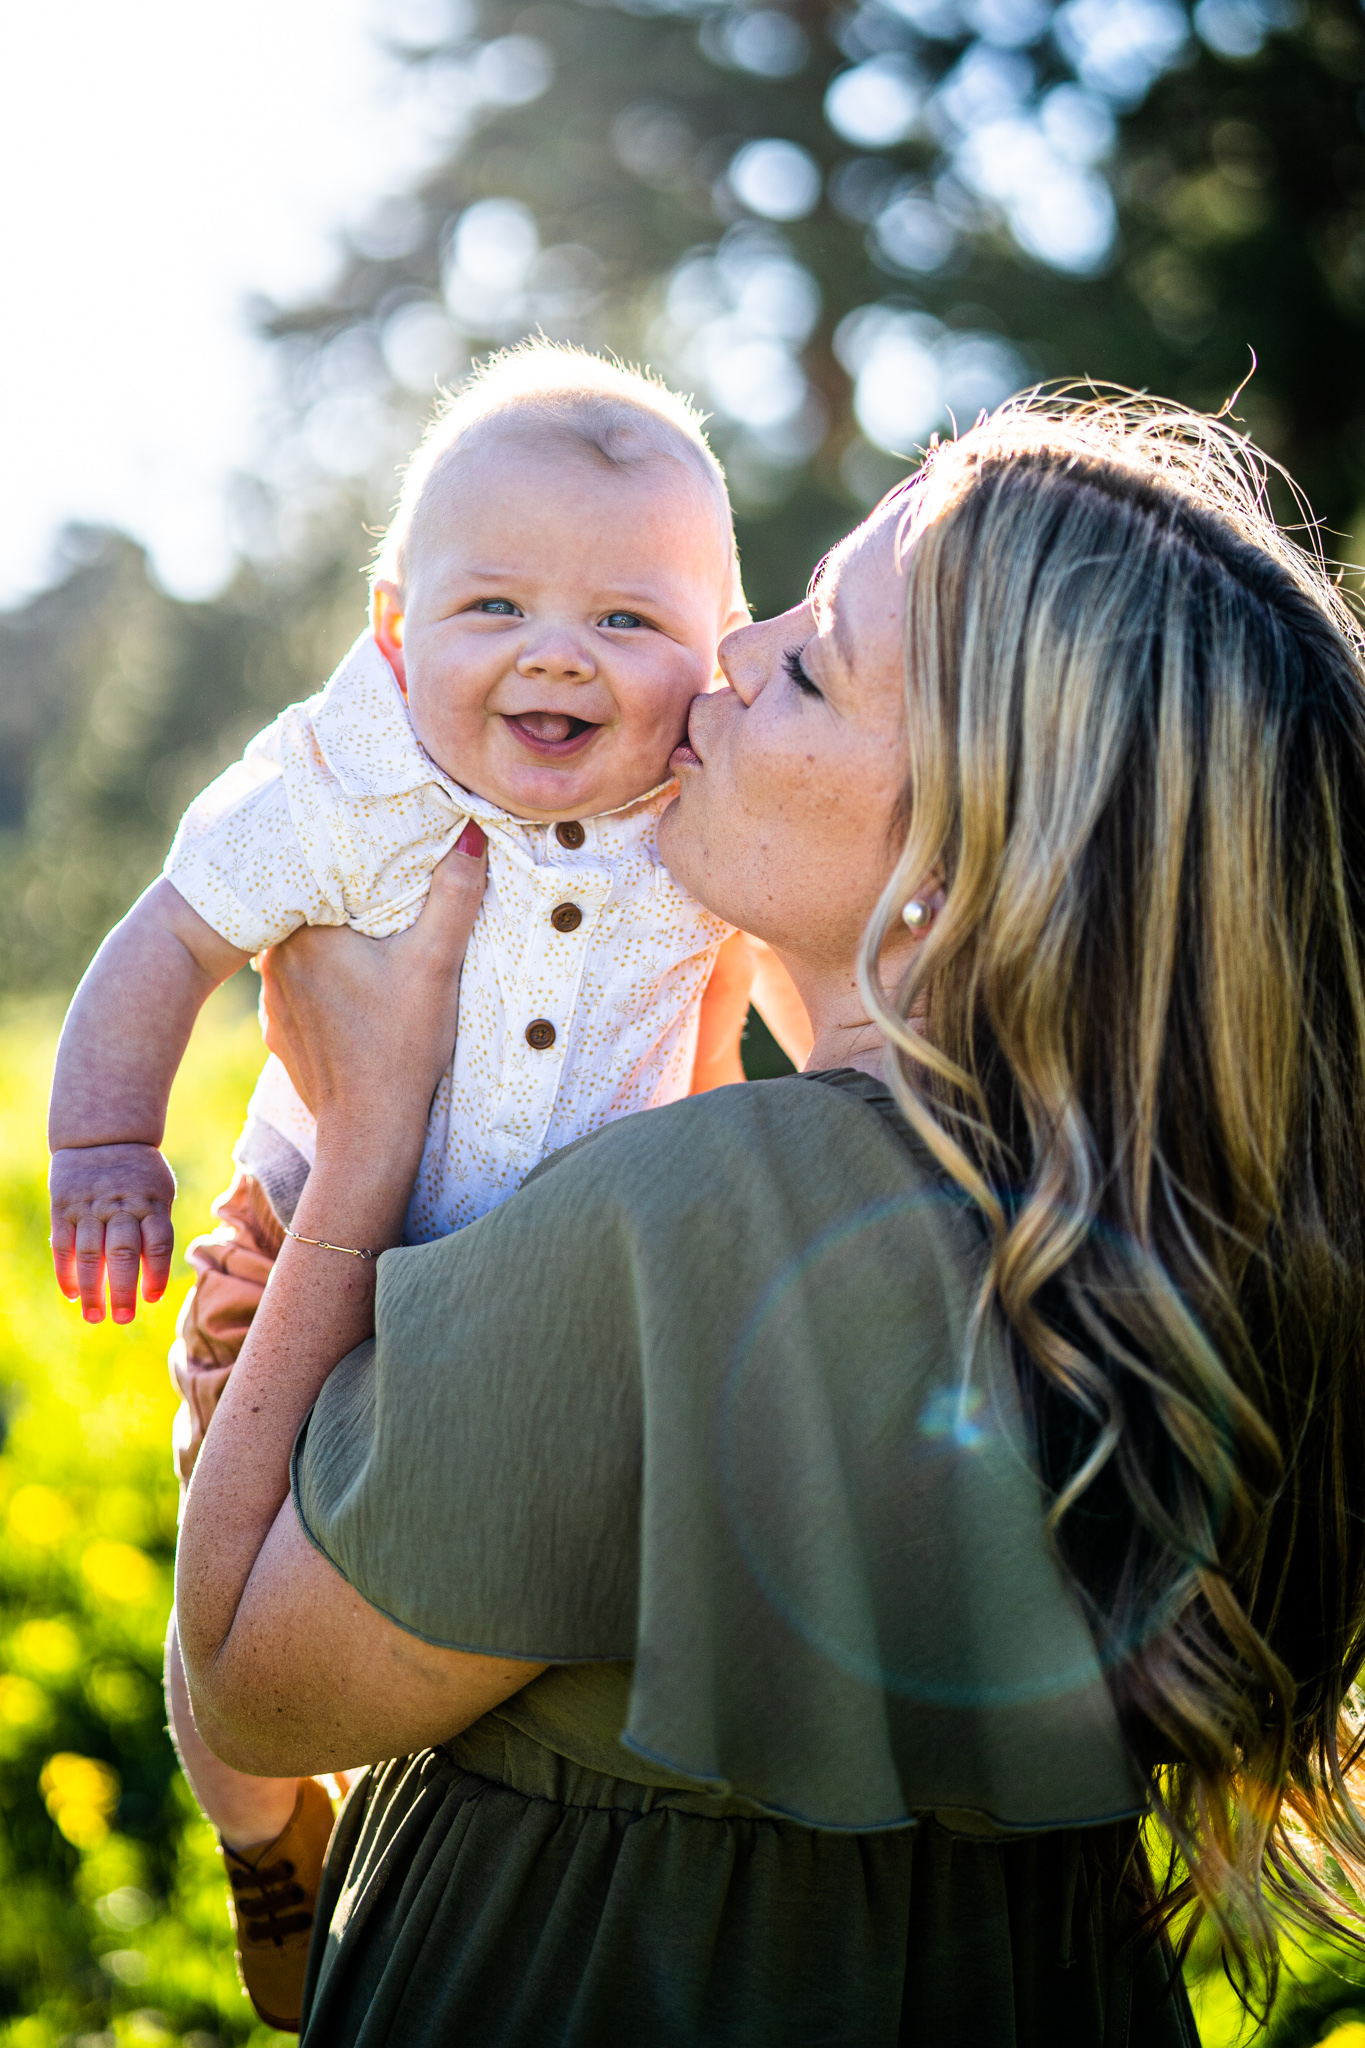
[516, 632, 596, 683]
[718, 621, 767, 705]
[720, 605, 811, 706]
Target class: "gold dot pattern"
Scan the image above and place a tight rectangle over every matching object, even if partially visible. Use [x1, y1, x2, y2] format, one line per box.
[165, 631, 732, 1241]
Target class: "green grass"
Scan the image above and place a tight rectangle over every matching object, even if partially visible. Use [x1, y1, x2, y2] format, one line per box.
[1, 991, 1364, 2045]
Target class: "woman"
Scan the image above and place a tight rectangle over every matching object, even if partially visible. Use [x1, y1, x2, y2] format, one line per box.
[177, 394, 1365, 2045]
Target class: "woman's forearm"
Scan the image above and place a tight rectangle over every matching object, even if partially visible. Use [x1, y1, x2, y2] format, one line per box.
[175, 1139, 421, 1691]
[175, 846, 489, 1730]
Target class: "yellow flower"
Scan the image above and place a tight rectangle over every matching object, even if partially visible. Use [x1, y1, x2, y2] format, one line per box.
[40, 1751, 120, 1849]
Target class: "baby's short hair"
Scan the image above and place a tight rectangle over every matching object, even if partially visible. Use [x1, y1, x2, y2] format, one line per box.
[373, 338, 740, 605]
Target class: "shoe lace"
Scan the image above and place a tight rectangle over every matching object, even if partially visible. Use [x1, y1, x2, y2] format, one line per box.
[226, 1849, 314, 1945]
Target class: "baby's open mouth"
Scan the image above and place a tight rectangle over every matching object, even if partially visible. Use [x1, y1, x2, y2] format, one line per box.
[503, 712, 600, 757]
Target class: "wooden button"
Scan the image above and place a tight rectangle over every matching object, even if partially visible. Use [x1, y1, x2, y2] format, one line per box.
[550, 902, 583, 934]
[555, 820, 585, 848]
[525, 1018, 557, 1050]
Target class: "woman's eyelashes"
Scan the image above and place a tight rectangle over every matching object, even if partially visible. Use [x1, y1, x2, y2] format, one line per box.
[783, 644, 821, 698]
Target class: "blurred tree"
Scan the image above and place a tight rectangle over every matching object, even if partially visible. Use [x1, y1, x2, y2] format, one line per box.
[0, 526, 365, 996]
[261, 0, 1365, 618]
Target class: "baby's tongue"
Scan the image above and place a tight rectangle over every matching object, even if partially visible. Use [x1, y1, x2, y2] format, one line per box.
[516, 711, 574, 743]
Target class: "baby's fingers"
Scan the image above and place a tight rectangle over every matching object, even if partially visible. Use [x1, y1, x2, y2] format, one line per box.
[51, 1213, 79, 1302]
[105, 1212, 146, 1325]
[139, 1209, 175, 1308]
[73, 1214, 109, 1324]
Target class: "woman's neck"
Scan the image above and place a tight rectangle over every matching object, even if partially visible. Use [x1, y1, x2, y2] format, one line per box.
[785, 956, 887, 1080]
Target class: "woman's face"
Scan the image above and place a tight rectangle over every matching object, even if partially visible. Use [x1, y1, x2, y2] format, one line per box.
[659, 495, 910, 970]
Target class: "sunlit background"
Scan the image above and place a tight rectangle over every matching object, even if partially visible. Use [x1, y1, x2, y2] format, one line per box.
[0, 0, 442, 603]
[3, 0, 1319, 610]
[6, 0, 1365, 2041]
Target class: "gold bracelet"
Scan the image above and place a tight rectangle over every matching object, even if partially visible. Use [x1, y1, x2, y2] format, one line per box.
[283, 1226, 375, 1261]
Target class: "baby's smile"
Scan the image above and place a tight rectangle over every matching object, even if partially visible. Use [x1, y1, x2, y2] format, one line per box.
[502, 709, 602, 757]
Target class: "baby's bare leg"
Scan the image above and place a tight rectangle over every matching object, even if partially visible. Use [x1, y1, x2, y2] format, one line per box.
[165, 1613, 298, 1851]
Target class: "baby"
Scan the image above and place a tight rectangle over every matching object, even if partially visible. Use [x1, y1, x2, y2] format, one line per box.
[45, 341, 806, 2027]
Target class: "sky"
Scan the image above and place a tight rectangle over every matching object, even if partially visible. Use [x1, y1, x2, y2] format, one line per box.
[0, 0, 447, 605]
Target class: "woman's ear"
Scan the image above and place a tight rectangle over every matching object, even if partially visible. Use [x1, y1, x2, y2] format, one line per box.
[372, 582, 408, 695]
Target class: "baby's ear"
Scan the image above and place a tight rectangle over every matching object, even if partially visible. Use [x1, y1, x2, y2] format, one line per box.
[372, 581, 408, 695]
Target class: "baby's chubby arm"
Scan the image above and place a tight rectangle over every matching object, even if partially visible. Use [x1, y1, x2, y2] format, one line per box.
[48, 879, 251, 1324]
[692, 932, 813, 1092]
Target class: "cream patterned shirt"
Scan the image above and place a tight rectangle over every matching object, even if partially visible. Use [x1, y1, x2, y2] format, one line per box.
[165, 632, 731, 1241]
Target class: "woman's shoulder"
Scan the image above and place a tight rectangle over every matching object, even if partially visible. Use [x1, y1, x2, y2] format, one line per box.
[524, 1071, 951, 1224]
[382, 1071, 984, 1354]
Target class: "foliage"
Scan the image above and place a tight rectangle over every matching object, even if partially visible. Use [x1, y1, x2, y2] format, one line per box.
[0, 987, 289, 2046]
[268, 0, 1365, 610]
[0, 531, 364, 999]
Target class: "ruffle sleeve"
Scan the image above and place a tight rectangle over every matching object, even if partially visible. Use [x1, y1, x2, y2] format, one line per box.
[292, 1077, 1145, 1833]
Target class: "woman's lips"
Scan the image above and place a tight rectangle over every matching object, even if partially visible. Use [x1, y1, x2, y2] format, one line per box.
[669, 703, 704, 771]
[502, 712, 600, 758]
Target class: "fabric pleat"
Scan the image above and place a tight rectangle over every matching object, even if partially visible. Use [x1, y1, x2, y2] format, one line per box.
[300, 1744, 1198, 2048]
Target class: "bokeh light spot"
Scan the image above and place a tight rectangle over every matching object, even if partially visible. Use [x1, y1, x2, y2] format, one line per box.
[40, 1751, 120, 1849]
[7, 1484, 77, 1548]
[81, 1540, 158, 1606]
[825, 57, 925, 149]
[728, 139, 823, 221]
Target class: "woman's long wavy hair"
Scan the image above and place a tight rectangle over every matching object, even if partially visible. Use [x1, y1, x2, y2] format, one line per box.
[861, 391, 1365, 1999]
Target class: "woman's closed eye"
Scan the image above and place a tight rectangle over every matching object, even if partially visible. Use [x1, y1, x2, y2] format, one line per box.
[784, 644, 821, 698]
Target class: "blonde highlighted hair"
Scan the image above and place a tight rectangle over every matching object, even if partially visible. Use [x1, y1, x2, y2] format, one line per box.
[372, 337, 741, 610]
[863, 391, 1365, 1999]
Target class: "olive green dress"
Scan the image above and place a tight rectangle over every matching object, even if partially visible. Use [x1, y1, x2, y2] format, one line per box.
[291, 1072, 1199, 2046]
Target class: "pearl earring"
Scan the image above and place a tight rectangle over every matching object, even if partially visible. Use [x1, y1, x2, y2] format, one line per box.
[902, 898, 933, 930]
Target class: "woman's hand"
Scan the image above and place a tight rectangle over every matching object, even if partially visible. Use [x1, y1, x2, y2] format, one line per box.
[260, 825, 487, 1166]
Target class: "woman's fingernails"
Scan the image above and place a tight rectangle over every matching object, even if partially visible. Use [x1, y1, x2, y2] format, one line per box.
[456, 822, 486, 858]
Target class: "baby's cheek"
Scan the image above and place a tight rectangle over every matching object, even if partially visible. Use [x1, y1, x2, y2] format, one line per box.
[627, 657, 712, 737]
[408, 685, 485, 774]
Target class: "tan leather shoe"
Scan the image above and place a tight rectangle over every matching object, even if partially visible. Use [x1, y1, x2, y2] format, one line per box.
[223, 1777, 335, 2032]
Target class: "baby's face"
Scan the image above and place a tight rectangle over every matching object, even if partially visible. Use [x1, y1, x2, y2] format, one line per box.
[385, 431, 736, 822]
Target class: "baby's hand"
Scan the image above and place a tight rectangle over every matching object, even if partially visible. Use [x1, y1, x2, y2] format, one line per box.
[49, 1144, 177, 1325]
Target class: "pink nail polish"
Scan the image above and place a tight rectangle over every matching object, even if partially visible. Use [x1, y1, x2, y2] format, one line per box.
[457, 822, 486, 858]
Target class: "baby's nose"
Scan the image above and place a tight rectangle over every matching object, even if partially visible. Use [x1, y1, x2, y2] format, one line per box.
[516, 632, 596, 681]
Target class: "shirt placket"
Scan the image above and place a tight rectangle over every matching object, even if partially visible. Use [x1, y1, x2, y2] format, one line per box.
[491, 842, 613, 1159]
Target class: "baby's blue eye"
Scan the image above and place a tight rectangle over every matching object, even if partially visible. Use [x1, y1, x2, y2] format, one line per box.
[601, 611, 645, 630]
[473, 598, 521, 616]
